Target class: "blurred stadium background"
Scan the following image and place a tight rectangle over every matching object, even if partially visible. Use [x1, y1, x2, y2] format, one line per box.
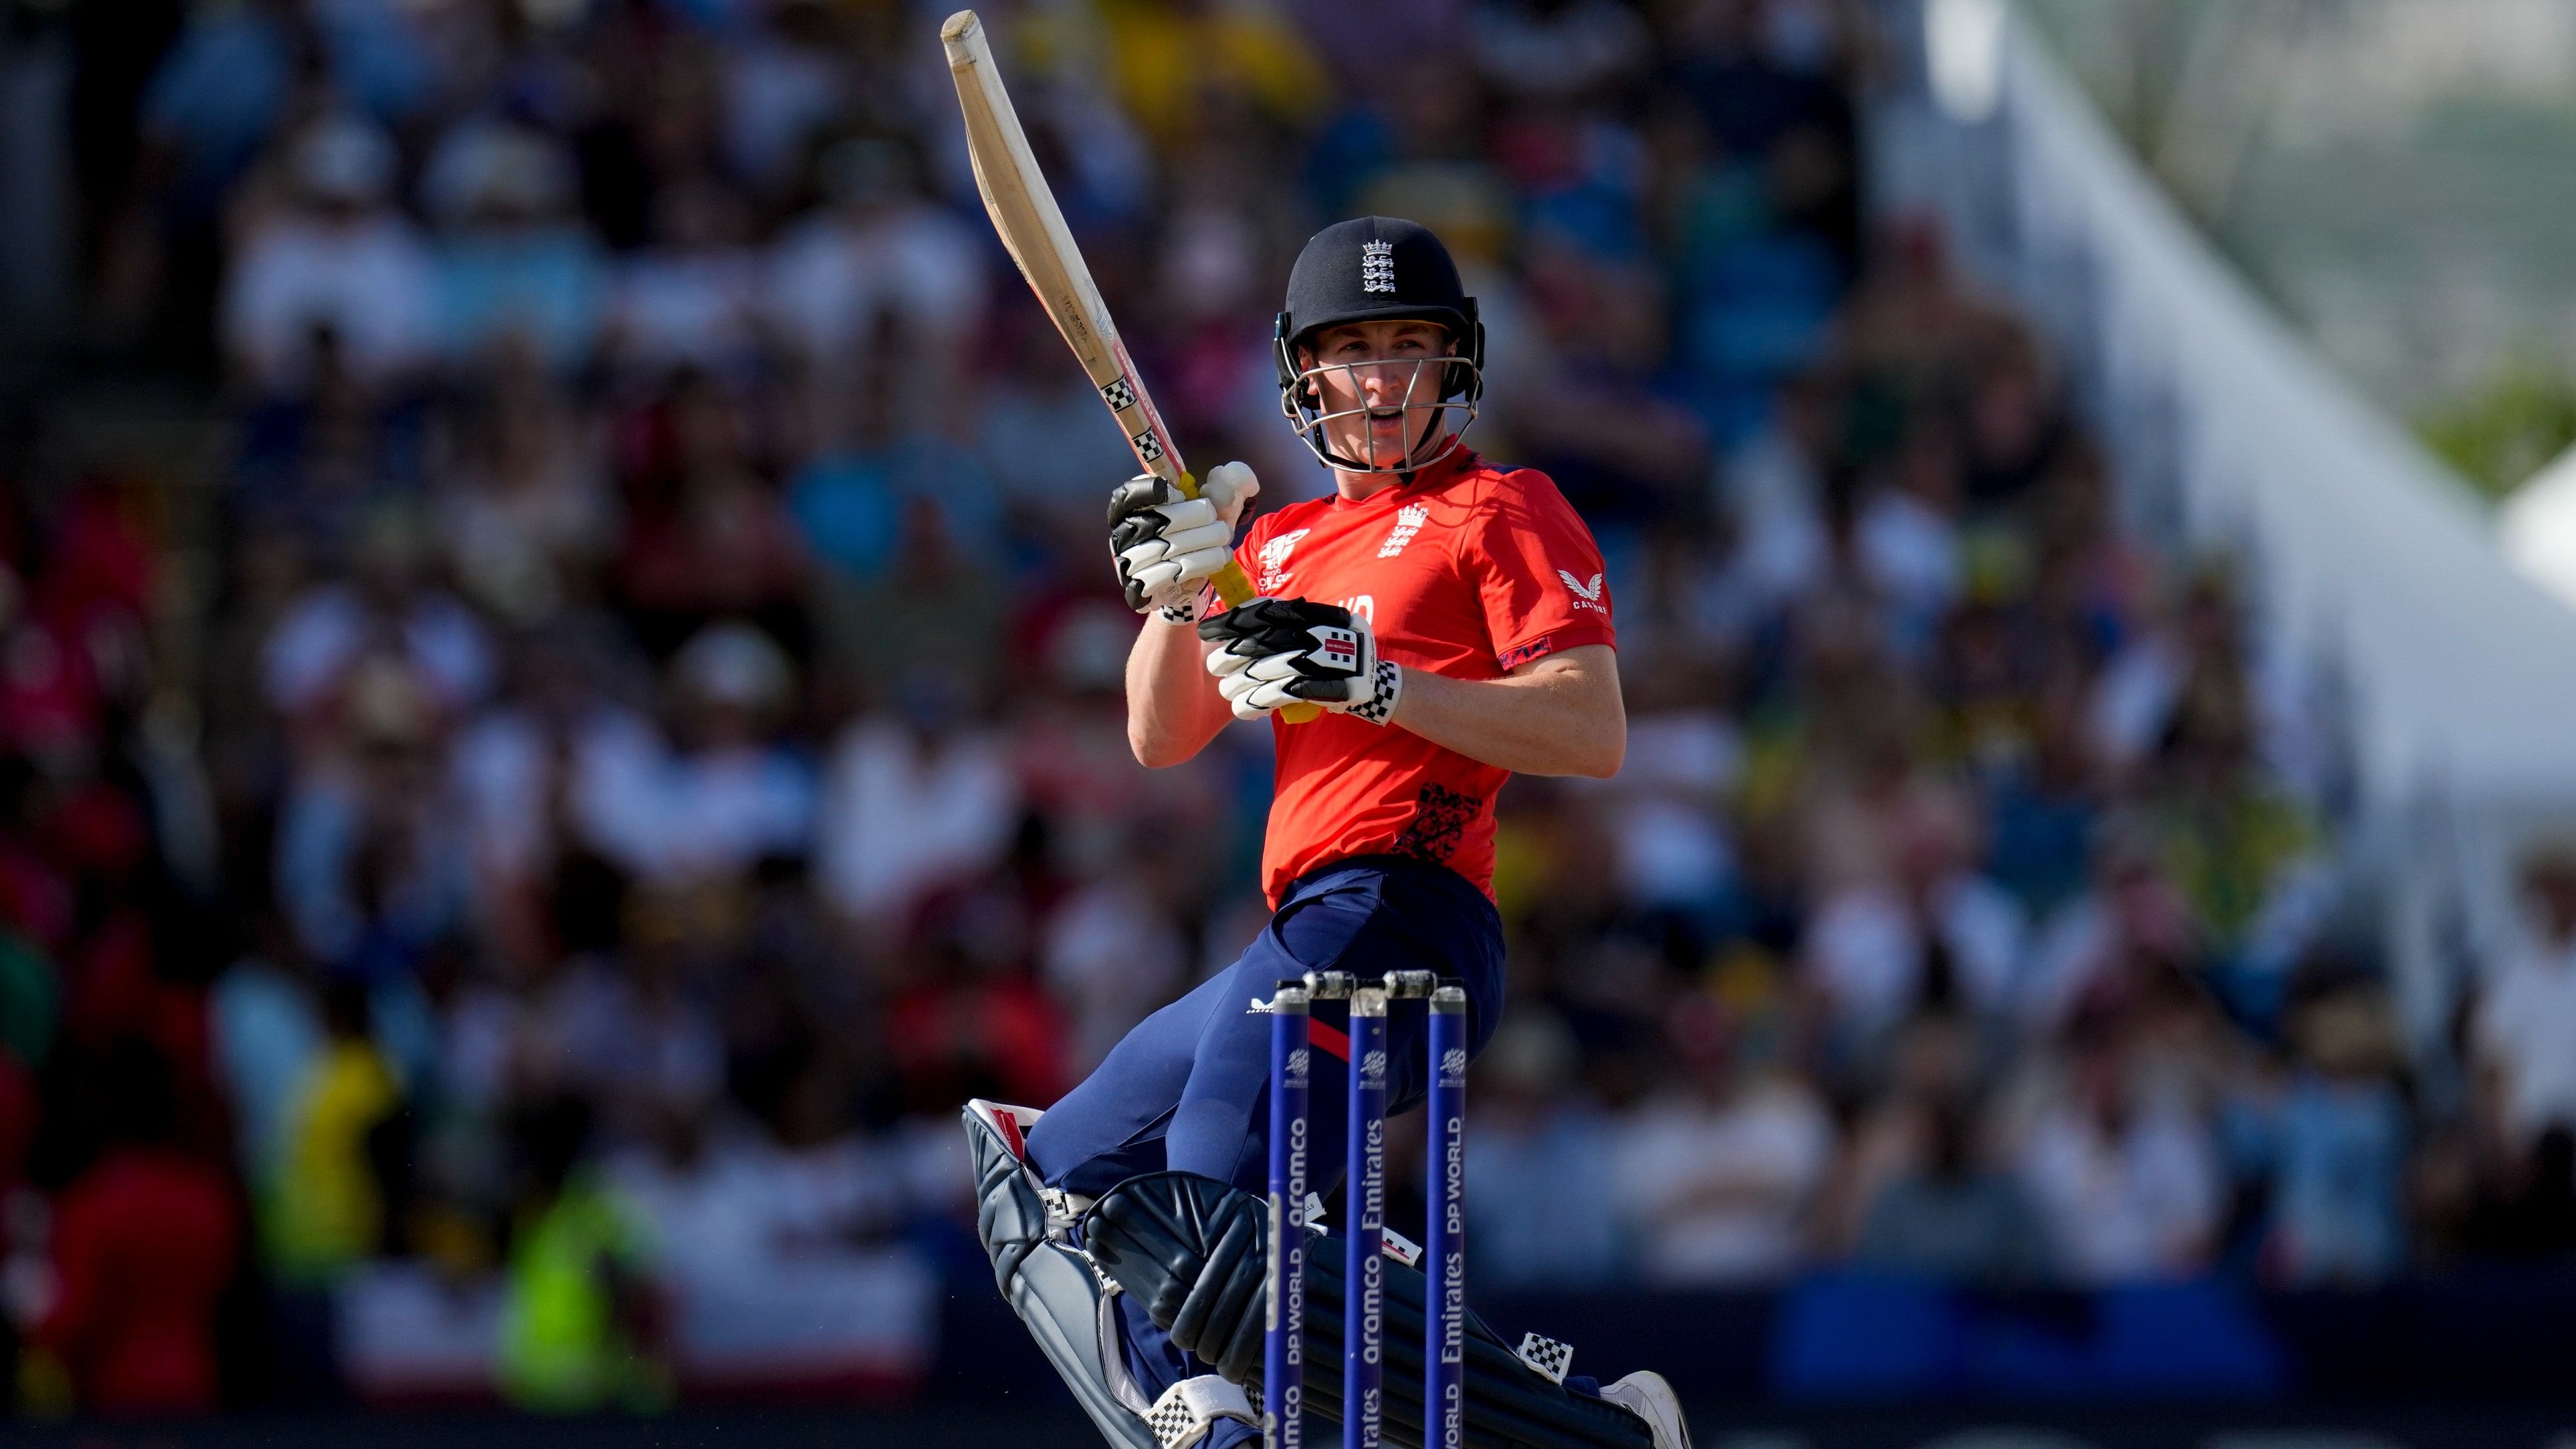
[0, 0, 2574, 1443]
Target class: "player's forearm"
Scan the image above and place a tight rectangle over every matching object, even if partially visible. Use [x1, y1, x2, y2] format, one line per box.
[1388, 645, 1624, 778]
[1126, 616, 1233, 767]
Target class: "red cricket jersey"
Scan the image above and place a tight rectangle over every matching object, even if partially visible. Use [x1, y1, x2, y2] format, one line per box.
[1228, 449, 1615, 905]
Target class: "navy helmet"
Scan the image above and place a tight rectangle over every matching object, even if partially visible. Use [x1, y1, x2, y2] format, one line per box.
[1274, 216, 1484, 474]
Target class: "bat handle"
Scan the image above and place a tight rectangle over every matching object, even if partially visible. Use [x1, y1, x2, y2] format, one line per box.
[1209, 560, 1324, 725]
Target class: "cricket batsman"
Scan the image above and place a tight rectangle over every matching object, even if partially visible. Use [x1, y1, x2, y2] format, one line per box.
[965, 218, 1690, 1449]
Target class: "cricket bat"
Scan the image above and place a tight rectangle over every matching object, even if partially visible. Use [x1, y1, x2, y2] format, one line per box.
[941, 10, 1322, 724]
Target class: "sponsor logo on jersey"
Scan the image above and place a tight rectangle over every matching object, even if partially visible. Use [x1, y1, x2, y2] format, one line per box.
[1361, 240, 1397, 294]
[1258, 528, 1311, 591]
[1377, 503, 1429, 558]
[1558, 568, 1607, 613]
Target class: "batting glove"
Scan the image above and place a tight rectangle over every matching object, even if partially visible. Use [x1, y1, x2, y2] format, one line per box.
[1198, 598, 1402, 724]
[1109, 462, 1260, 622]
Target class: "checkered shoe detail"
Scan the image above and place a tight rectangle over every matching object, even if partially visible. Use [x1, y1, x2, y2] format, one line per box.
[1146, 1376, 1256, 1449]
[1517, 1332, 1574, 1385]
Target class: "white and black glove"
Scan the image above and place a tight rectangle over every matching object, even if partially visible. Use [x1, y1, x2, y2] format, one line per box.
[1198, 598, 1402, 724]
[1109, 461, 1260, 624]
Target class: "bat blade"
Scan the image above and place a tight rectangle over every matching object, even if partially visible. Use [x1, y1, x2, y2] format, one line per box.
[943, 10, 1321, 721]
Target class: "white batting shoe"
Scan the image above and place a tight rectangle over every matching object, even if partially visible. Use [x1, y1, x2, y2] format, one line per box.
[1599, 1370, 1692, 1449]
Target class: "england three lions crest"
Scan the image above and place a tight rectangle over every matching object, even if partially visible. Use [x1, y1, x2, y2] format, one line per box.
[1378, 503, 1429, 558]
[1360, 240, 1396, 294]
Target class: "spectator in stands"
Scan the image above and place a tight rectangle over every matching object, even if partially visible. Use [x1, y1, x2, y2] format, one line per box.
[1799, 742, 2022, 1051]
[1796, 712, 1972, 900]
[451, 624, 653, 966]
[274, 658, 473, 980]
[602, 174, 763, 385]
[1853, 1084, 2048, 1285]
[1981, 688, 2102, 921]
[1511, 255, 1712, 526]
[1039, 851, 1192, 1076]
[881, 891, 1069, 1118]
[1096, 0, 1331, 150]
[574, 623, 815, 887]
[813, 491, 1010, 710]
[608, 1095, 762, 1280]
[2472, 843, 2576, 1148]
[2018, 814, 2198, 1036]
[208, 926, 321, 1203]
[262, 504, 495, 726]
[1614, 996, 1835, 1285]
[2011, 1012, 2223, 1283]
[1818, 1010, 1967, 1248]
[422, 119, 605, 377]
[265, 979, 405, 1283]
[1854, 423, 1964, 662]
[2255, 987, 2408, 1285]
[1578, 652, 1746, 957]
[789, 340, 1004, 609]
[767, 138, 988, 405]
[34, 1044, 239, 1414]
[222, 115, 435, 398]
[561, 891, 726, 1141]
[2026, 441, 2153, 661]
[610, 373, 809, 657]
[2147, 680, 2327, 1024]
[498, 1094, 667, 1413]
[2417, 1072, 2576, 1264]
[819, 660, 1019, 928]
[1957, 333, 2064, 514]
[133, 0, 297, 219]
[1471, 0, 1648, 100]
[1464, 1011, 1628, 1289]
[719, 0, 850, 204]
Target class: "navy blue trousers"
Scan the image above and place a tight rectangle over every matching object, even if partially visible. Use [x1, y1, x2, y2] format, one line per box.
[1024, 855, 1506, 1440]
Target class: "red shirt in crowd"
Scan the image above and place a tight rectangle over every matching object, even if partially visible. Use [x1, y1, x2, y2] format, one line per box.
[1228, 450, 1614, 905]
[40, 1146, 241, 1414]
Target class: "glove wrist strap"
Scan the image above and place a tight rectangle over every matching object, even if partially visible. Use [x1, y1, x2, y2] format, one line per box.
[1348, 658, 1401, 725]
[1156, 586, 1212, 627]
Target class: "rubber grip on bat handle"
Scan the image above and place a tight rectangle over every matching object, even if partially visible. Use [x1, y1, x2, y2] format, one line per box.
[1210, 560, 1324, 725]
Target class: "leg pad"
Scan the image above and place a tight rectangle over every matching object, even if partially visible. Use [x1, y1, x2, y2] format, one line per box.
[964, 1101, 1161, 1449]
[1085, 1171, 1655, 1449]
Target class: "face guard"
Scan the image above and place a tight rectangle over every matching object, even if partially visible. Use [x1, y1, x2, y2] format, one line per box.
[1274, 319, 1483, 475]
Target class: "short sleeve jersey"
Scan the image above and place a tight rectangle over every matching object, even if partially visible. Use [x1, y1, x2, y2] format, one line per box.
[1227, 449, 1614, 905]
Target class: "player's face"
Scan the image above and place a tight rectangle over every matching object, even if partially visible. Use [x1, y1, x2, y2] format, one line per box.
[1302, 320, 1455, 470]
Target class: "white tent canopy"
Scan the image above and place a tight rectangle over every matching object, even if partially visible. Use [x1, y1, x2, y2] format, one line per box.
[2497, 442, 2576, 615]
[1876, 0, 2576, 1039]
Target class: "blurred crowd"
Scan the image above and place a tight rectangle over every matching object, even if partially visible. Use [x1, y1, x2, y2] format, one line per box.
[1, 0, 2573, 1421]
